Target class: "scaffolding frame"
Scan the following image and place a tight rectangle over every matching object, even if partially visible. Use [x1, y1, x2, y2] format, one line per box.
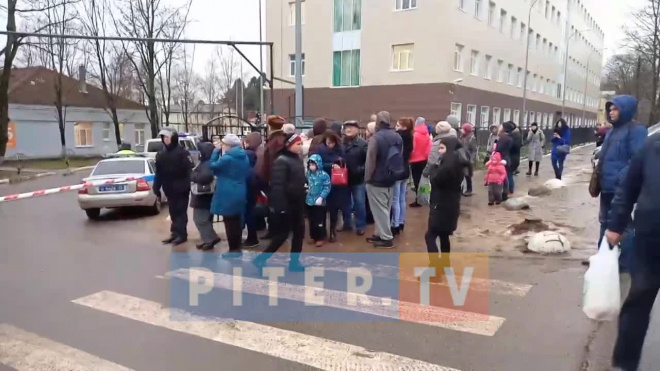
[0, 30, 276, 115]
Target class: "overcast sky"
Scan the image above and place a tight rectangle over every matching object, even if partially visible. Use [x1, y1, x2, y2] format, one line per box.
[0, 0, 649, 73]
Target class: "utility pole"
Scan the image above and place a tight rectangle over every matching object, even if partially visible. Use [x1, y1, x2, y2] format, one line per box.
[294, 0, 303, 127]
[522, 0, 539, 129]
[635, 54, 642, 120]
[258, 0, 264, 124]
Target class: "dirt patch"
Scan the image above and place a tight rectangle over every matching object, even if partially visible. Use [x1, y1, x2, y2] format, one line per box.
[509, 217, 551, 235]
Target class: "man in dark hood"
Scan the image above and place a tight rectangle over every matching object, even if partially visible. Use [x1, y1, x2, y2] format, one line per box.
[597, 95, 648, 274]
[243, 131, 263, 247]
[153, 128, 194, 245]
[507, 122, 523, 177]
[190, 142, 220, 250]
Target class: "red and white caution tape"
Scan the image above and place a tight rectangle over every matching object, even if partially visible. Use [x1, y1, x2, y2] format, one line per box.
[0, 176, 141, 203]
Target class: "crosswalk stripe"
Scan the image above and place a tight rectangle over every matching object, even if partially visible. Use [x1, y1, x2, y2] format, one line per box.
[167, 269, 505, 337]
[0, 323, 133, 371]
[72, 291, 459, 371]
[237, 254, 533, 297]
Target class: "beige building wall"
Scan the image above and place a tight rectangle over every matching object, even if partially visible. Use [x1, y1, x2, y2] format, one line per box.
[267, 0, 604, 122]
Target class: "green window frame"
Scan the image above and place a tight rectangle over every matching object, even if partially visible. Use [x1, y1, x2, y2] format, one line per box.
[334, 0, 362, 32]
[332, 50, 360, 87]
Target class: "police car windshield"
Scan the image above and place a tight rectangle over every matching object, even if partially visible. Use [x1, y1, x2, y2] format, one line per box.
[146, 141, 164, 152]
[93, 160, 146, 176]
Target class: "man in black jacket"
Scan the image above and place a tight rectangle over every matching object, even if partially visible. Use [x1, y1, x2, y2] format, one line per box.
[340, 120, 368, 235]
[153, 128, 193, 245]
[606, 133, 660, 371]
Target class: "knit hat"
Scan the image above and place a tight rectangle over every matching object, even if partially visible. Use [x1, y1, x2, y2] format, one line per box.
[446, 115, 460, 129]
[502, 121, 516, 133]
[282, 123, 296, 134]
[222, 134, 241, 147]
[461, 123, 474, 134]
[377, 111, 391, 127]
[435, 121, 452, 135]
[415, 117, 426, 126]
[285, 133, 302, 148]
[267, 115, 285, 131]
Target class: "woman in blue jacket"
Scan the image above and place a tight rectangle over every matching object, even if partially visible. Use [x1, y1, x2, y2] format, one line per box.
[551, 118, 572, 180]
[210, 134, 251, 257]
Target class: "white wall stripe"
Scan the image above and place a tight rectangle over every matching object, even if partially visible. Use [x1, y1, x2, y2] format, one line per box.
[236, 254, 533, 297]
[72, 291, 459, 371]
[167, 269, 505, 337]
[0, 323, 133, 371]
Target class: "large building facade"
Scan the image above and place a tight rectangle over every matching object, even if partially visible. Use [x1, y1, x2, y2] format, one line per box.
[266, 0, 604, 129]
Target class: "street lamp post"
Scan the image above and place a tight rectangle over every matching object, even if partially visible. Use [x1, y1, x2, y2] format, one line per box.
[581, 48, 605, 128]
[258, 0, 264, 125]
[521, 0, 539, 129]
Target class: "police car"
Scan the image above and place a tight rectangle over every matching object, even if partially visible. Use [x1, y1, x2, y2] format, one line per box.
[78, 154, 166, 220]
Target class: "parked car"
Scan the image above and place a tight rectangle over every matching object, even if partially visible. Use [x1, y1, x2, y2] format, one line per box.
[78, 155, 166, 220]
[144, 135, 200, 164]
[592, 122, 660, 168]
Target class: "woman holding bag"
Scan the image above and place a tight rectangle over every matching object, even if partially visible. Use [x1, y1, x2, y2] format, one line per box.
[317, 130, 349, 242]
[190, 142, 221, 251]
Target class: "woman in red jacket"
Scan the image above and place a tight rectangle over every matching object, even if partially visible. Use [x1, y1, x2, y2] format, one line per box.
[409, 117, 432, 208]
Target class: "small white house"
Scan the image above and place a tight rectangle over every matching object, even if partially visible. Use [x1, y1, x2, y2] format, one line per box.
[5, 66, 151, 159]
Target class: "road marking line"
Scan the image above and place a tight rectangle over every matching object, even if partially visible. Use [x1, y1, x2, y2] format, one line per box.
[72, 291, 459, 371]
[0, 323, 133, 371]
[167, 269, 505, 337]
[236, 255, 533, 297]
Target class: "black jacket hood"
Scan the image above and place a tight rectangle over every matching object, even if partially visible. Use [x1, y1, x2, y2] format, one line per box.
[197, 142, 215, 162]
[161, 129, 180, 150]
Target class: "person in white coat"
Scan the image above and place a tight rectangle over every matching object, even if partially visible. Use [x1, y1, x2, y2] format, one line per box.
[525, 122, 545, 176]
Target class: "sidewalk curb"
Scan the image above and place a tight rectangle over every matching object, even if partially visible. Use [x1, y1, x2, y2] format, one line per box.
[0, 171, 57, 185]
[62, 166, 95, 176]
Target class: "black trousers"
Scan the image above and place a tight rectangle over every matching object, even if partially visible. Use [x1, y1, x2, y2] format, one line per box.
[167, 192, 189, 239]
[223, 215, 243, 251]
[410, 161, 427, 192]
[425, 230, 451, 254]
[263, 205, 305, 254]
[307, 205, 327, 242]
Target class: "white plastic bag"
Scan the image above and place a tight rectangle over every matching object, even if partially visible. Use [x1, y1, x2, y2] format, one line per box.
[583, 238, 621, 321]
[417, 176, 431, 206]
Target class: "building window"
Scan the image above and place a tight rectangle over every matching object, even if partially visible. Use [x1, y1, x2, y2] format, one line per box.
[510, 17, 517, 39]
[458, 0, 465, 11]
[288, 1, 306, 26]
[118, 123, 124, 141]
[520, 23, 526, 44]
[507, 64, 514, 85]
[74, 122, 93, 147]
[492, 107, 501, 126]
[513, 109, 520, 123]
[484, 55, 493, 79]
[134, 124, 146, 145]
[499, 10, 507, 32]
[392, 44, 414, 71]
[470, 50, 479, 76]
[334, 0, 361, 32]
[488, 2, 496, 26]
[545, 1, 550, 18]
[450, 102, 463, 120]
[480, 106, 490, 127]
[454, 44, 464, 71]
[333, 49, 360, 87]
[539, 76, 545, 94]
[496, 60, 503, 82]
[474, 0, 482, 18]
[395, 0, 417, 10]
[102, 123, 110, 141]
[517, 67, 523, 88]
[289, 54, 306, 77]
[503, 108, 511, 122]
[466, 105, 477, 125]
[532, 74, 538, 92]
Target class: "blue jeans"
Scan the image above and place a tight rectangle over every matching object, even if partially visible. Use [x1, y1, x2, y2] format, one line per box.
[599, 192, 634, 273]
[507, 170, 515, 193]
[391, 180, 407, 227]
[341, 183, 367, 231]
[551, 152, 566, 179]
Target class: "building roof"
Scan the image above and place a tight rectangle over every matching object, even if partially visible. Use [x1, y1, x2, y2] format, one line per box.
[6, 67, 145, 110]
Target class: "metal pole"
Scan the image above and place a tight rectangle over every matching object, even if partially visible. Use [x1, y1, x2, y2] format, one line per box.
[522, 0, 538, 129]
[258, 0, 264, 125]
[269, 44, 275, 114]
[294, 0, 303, 127]
[581, 55, 592, 129]
[561, 37, 571, 119]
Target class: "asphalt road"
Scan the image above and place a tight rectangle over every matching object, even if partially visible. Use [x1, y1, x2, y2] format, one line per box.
[0, 150, 647, 371]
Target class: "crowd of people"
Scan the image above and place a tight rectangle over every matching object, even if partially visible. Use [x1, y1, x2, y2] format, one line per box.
[151, 109, 579, 272]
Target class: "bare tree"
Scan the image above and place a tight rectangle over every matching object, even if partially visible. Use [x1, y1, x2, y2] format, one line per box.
[0, 0, 77, 158]
[199, 56, 220, 119]
[172, 44, 197, 132]
[626, 0, 660, 124]
[217, 46, 241, 116]
[112, 0, 191, 138]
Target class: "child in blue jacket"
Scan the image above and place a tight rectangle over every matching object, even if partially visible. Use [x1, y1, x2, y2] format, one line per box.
[306, 154, 331, 246]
